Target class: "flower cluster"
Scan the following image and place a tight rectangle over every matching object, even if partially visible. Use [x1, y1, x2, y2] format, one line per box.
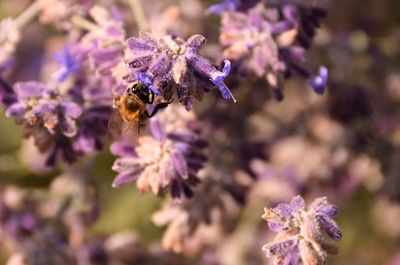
[210, 0, 328, 98]
[262, 196, 341, 265]
[152, 169, 247, 253]
[0, 187, 41, 248]
[111, 104, 207, 199]
[3, 76, 111, 166]
[124, 32, 236, 109]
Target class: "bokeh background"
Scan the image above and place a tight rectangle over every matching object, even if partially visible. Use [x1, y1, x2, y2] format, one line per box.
[1, 0, 400, 264]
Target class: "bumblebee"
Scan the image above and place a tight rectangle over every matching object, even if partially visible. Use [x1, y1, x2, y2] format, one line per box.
[108, 82, 172, 142]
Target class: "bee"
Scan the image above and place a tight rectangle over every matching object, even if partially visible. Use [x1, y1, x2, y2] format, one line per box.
[108, 82, 172, 142]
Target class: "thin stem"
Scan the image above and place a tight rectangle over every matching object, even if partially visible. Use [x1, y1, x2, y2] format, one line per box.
[71, 15, 100, 32]
[0, 0, 47, 44]
[14, 0, 47, 28]
[129, 0, 149, 31]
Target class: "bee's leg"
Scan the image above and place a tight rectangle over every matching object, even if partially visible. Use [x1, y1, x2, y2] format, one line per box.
[145, 99, 173, 118]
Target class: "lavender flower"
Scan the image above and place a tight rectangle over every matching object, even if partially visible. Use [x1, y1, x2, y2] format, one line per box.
[215, 1, 328, 97]
[78, 6, 126, 76]
[125, 32, 236, 110]
[0, 187, 41, 245]
[111, 105, 207, 199]
[262, 196, 341, 264]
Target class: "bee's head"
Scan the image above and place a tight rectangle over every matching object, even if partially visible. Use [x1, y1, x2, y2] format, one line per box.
[126, 82, 150, 102]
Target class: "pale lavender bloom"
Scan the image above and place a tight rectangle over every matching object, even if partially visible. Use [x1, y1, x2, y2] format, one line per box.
[262, 195, 341, 264]
[0, 189, 41, 243]
[216, 1, 328, 98]
[3, 77, 111, 166]
[125, 32, 236, 110]
[111, 118, 206, 199]
[84, 10, 126, 76]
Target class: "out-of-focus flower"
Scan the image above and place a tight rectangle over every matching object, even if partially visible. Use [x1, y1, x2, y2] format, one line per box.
[78, 6, 126, 77]
[125, 32, 236, 109]
[208, 0, 259, 14]
[0, 186, 43, 253]
[214, 1, 328, 97]
[152, 169, 245, 254]
[54, 46, 80, 82]
[249, 159, 301, 204]
[111, 104, 207, 198]
[0, 18, 20, 72]
[262, 195, 341, 265]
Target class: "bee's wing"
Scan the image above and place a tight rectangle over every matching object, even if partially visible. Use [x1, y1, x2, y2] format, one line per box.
[108, 109, 140, 144]
[121, 117, 140, 144]
[108, 109, 124, 140]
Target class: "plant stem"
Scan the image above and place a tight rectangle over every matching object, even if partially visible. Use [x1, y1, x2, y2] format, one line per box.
[14, 0, 47, 28]
[71, 15, 100, 32]
[129, 0, 149, 31]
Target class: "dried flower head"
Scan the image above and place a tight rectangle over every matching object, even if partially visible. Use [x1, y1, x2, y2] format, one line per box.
[262, 195, 341, 265]
[213, 0, 328, 97]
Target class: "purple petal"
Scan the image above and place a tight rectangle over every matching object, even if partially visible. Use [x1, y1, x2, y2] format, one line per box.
[262, 239, 296, 256]
[267, 220, 285, 232]
[111, 157, 141, 172]
[211, 60, 236, 102]
[282, 4, 299, 23]
[186, 35, 206, 51]
[276, 203, 294, 217]
[208, 0, 237, 14]
[128, 54, 153, 69]
[309, 66, 328, 94]
[13, 82, 47, 99]
[317, 214, 342, 240]
[73, 136, 96, 152]
[61, 102, 82, 118]
[126, 37, 155, 53]
[148, 52, 172, 78]
[172, 151, 188, 179]
[186, 53, 234, 102]
[60, 117, 78, 137]
[290, 195, 305, 212]
[317, 204, 339, 217]
[5, 102, 27, 117]
[91, 47, 121, 62]
[110, 141, 136, 157]
[137, 72, 161, 95]
[150, 119, 166, 143]
[112, 170, 141, 187]
[282, 245, 300, 265]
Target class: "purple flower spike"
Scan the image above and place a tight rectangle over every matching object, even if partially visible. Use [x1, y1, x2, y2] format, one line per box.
[217, 1, 327, 99]
[126, 32, 237, 109]
[111, 106, 207, 198]
[262, 196, 342, 264]
[54, 46, 80, 82]
[309, 66, 328, 94]
[137, 72, 161, 95]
